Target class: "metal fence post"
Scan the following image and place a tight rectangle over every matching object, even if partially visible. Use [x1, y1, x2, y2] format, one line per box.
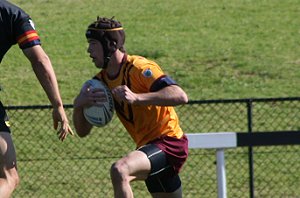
[247, 100, 254, 198]
[216, 148, 227, 198]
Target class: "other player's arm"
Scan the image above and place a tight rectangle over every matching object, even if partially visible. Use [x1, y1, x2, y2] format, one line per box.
[22, 45, 74, 140]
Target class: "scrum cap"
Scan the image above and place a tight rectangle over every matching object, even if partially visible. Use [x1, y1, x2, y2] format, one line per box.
[86, 17, 125, 67]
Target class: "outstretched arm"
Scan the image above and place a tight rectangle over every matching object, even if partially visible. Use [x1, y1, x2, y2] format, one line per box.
[22, 45, 73, 141]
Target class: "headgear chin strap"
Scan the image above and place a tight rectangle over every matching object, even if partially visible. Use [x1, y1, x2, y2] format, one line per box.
[86, 17, 125, 68]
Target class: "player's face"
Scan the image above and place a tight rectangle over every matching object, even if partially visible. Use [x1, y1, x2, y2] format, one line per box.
[87, 39, 104, 68]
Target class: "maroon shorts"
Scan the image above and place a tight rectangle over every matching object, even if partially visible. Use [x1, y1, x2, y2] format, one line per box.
[149, 134, 188, 174]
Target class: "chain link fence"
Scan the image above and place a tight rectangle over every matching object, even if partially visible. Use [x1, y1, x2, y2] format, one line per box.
[5, 97, 300, 197]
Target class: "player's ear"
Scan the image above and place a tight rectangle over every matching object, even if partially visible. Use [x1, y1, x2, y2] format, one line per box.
[109, 41, 117, 52]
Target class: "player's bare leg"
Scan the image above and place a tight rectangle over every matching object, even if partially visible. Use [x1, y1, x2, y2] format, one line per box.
[0, 132, 19, 198]
[110, 150, 151, 198]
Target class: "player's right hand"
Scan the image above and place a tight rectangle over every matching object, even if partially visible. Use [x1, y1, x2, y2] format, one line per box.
[52, 106, 74, 141]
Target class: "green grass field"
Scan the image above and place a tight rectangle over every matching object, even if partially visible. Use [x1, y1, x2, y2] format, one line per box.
[1, 0, 300, 105]
[1, 0, 300, 197]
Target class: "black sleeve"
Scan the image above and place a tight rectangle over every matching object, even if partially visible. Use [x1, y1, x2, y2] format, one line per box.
[150, 75, 178, 92]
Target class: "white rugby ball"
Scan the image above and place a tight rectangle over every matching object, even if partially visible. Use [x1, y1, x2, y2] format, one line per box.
[83, 79, 114, 127]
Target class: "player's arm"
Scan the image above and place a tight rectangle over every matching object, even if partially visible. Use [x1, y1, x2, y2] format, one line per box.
[22, 45, 73, 140]
[72, 83, 105, 137]
[112, 84, 188, 106]
[72, 103, 93, 137]
[112, 64, 188, 106]
[23, 45, 62, 108]
[137, 84, 188, 106]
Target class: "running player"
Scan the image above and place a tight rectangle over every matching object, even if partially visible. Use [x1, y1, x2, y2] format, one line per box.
[73, 17, 188, 198]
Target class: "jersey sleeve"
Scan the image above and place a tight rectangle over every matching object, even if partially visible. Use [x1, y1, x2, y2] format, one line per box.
[0, 1, 41, 61]
[3, 0, 42, 49]
[15, 18, 41, 49]
[149, 75, 178, 92]
[134, 62, 178, 92]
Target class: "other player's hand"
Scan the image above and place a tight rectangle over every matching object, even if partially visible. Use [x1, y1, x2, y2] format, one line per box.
[53, 106, 74, 141]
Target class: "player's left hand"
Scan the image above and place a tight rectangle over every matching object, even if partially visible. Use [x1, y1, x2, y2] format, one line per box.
[112, 85, 138, 104]
[52, 106, 74, 141]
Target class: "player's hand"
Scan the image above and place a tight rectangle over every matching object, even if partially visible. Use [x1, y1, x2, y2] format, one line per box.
[74, 83, 107, 108]
[112, 85, 138, 104]
[52, 106, 74, 141]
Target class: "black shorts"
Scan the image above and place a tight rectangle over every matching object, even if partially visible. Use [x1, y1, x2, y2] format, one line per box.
[138, 144, 182, 193]
[0, 101, 10, 133]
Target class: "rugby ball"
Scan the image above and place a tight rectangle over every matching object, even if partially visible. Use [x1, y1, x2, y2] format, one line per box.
[83, 79, 114, 127]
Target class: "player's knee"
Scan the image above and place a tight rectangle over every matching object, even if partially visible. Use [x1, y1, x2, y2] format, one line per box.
[110, 161, 129, 184]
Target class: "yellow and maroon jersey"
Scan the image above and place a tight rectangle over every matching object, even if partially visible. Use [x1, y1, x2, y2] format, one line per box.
[0, 0, 41, 62]
[95, 55, 184, 148]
